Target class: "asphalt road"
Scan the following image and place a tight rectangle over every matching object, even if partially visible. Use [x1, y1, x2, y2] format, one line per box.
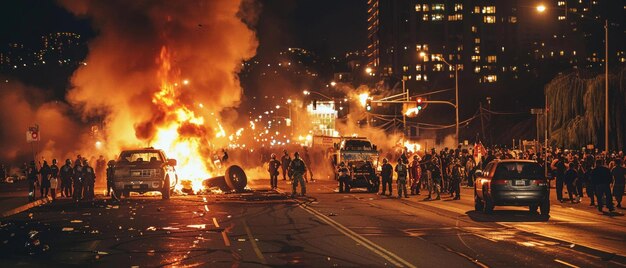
[1, 178, 625, 267]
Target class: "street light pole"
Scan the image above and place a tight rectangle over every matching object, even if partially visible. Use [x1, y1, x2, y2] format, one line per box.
[455, 66, 459, 147]
[604, 19, 609, 152]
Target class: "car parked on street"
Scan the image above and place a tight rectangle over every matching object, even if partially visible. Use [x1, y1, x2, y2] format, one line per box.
[474, 159, 550, 216]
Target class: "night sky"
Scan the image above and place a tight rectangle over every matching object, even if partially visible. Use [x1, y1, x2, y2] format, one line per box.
[0, 0, 368, 57]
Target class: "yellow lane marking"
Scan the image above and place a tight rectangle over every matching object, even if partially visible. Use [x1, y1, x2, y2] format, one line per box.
[299, 203, 416, 268]
[243, 220, 268, 265]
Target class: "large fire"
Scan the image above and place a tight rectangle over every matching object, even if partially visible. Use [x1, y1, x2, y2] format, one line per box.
[150, 46, 217, 192]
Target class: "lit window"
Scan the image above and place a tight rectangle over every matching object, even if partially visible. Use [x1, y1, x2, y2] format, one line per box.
[471, 26, 477, 33]
[572, 50, 577, 56]
[416, 45, 422, 50]
[415, 4, 421, 11]
[509, 16, 517, 23]
[416, 74, 422, 81]
[485, 75, 497, 83]
[482, 6, 496, 14]
[558, 16, 566, 20]
[423, 14, 429, 21]
[423, 4, 429, 11]
[423, 75, 428, 81]
[403, 66, 409, 71]
[487, 55, 497, 63]
[475, 38, 480, 44]
[431, 54, 443, 61]
[484, 15, 496, 23]
[432, 14, 444, 21]
[448, 14, 463, 21]
[474, 6, 480, 13]
[415, 65, 422, 71]
[454, 3, 463, 11]
[433, 64, 443, 71]
[471, 55, 481, 62]
[432, 3, 445, 11]
[423, 44, 428, 51]
[474, 66, 481, 73]
[558, 1, 565, 6]
[474, 46, 480, 53]
[559, 50, 564, 56]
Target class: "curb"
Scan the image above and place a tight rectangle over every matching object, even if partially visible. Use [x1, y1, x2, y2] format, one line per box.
[0, 196, 53, 218]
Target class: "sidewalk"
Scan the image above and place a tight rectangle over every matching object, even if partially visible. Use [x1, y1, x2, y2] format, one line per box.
[0, 180, 52, 218]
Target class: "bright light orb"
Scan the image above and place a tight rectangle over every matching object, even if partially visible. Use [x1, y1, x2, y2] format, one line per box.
[536, 5, 546, 13]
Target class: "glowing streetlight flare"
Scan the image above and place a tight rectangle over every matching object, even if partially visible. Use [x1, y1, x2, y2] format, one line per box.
[358, 93, 370, 107]
[365, 67, 373, 74]
[303, 90, 310, 95]
[536, 4, 546, 12]
[330, 81, 337, 87]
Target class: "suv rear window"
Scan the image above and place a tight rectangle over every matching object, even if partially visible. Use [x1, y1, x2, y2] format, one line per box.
[343, 140, 372, 150]
[118, 151, 164, 163]
[493, 162, 543, 179]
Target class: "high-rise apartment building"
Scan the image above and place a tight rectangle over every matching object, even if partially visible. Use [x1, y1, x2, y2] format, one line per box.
[367, 0, 624, 105]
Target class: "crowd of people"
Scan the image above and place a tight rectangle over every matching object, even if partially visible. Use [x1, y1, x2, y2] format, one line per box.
[22, 155, 109, 202]
[265, 144, 625, 211]
[381, 145, 625, 211]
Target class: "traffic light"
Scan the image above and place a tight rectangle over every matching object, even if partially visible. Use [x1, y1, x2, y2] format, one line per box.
[416, 97, 423, 111]
[365, 99, 372, 111]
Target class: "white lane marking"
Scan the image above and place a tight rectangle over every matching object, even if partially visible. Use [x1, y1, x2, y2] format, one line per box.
[212, 217, 220, 228]
[554, 259, 580, 268]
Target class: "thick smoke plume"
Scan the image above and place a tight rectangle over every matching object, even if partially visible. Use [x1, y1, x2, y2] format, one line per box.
[59, 0, 258, 156]
[0, 79, 87, 163]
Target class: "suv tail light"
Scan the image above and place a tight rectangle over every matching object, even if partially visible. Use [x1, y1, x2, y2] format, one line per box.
[492, 179, 508, 185]
[531, 179, 547, 186]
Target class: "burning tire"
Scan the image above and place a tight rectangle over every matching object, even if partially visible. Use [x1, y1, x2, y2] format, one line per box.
[225, 165, 247, 192]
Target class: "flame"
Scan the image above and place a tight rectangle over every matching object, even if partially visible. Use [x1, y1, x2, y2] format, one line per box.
[358, 93, 370, 107]
[405, 107, 420, 117]
[403, 140, 421, 153]
[150, 46, 216, 192]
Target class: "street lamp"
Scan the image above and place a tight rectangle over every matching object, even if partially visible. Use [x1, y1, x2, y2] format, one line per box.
[302, 89, 333, 100]
[536, 4, 546, 13]
[420, 52, 460, 146]
[536, 5, 610, 152]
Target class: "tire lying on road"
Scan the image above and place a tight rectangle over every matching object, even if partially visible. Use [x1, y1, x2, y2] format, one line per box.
[203, 165, 248, 193]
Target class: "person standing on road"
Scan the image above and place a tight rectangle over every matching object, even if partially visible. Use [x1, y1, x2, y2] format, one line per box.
[26, 161, 38, 202]
[409, 155, 421, 195]
[49, 159, 59, 200]
[83, 160, 96, 201]
[451, 159, 463, 200]
[106, 160, 115, 197]
[564, 162, 580, 203]
[590, 159, 615, 213]
[611, 158, 625, 208]
[337, 162, 351, 193]
[60, 159, 73, 198]
[39, 160, 51, 198]
[380, 158, 393, 196]
[552, 155, 567, 202]
[288, 152, 307, 197]
[96, 155, 106, 185]
[303, 147, 314, 182]
[428, 156, 442, 200]
[395, 158, 409, 198]
[268, 153, 281, 190]
[72, 160, 84, 202]
[280, 150, 291, 181]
